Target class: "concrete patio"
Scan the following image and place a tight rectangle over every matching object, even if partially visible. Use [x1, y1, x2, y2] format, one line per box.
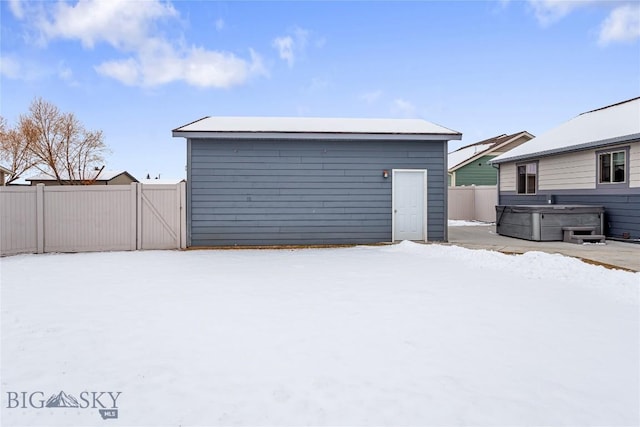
[448, 225, 640, 272]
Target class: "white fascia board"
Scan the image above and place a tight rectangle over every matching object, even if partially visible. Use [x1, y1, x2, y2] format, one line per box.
[172, 131, 462, 141]
[491, 133, 640, 164]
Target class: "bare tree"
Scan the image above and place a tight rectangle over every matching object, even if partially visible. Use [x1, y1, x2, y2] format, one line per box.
[0, 116, 38, 184]
[15, 98, 108, 185]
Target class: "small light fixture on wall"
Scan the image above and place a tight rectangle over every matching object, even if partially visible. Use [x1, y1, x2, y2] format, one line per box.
[382, 170, 389, 179]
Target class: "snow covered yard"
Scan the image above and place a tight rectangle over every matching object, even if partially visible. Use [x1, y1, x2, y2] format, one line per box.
[1, 242, 638, 426]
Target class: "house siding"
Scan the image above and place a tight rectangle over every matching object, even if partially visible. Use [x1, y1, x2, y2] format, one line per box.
[538, 150, 595, 190]
[499, 163, 516, 192]
[500, 142, 640, 192]
[108, 174, 137, 185]
[630, 142, 640, 188]
[188, 138, 447, 246]
[454, 155, 497, 186]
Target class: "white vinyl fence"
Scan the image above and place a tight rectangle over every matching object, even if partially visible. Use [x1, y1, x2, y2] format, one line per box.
[448, 185, 497, 223]
[0, 183, 186, 256]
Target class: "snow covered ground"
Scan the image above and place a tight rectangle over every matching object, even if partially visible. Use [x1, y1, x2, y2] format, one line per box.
[1, 242, 638, 426]
[448, 219, 495, 227]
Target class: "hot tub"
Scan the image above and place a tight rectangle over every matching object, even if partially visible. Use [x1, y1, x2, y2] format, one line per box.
[495, 205, 605, 241]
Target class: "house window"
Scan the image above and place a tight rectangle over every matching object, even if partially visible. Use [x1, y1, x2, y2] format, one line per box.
[517, 163, 537, 194]
[598, 151, 625, 183]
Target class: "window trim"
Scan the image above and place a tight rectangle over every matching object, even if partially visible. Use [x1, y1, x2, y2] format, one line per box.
[596, 146, 629, 189]
[516, 161, 538, 195]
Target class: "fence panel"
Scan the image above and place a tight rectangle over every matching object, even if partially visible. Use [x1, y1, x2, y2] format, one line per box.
[448, 186, 475, 220]
[448, 185, 497, 222]
[0, 187, 38, 255]
[1, 183, 184, 256]
[43, 185, 137, 253]
[474, 186, 498, 223]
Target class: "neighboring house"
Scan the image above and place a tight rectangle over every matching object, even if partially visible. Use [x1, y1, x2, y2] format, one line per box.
[0, 165, 13, 186]
[26, 170, 138, 186]
[448, 131, 533, 186]
[492, 97, 640, 239]
[173, 116, 461, 246]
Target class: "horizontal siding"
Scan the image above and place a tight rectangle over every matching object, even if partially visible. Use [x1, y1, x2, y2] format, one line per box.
[630, 142, 640, 188]
[502, 142, 639, 192]
[189, 139, 446, 245]
[499, 163, 516, 192]
[539, 150, 595, 190]
[455, 155, 497, 186]
[499, 193, 640, 239]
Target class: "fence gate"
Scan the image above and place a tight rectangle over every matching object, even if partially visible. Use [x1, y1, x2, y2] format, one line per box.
[138, 184, 186, 250]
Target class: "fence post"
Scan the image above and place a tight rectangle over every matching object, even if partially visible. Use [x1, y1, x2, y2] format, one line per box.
[179, 181, 187, 249]
[36, 184, 45, 254]
[131, 182, 140, 250]
[471, 185, 477, 221]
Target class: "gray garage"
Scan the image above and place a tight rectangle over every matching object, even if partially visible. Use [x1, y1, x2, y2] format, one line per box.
[172, 117, 461, 246]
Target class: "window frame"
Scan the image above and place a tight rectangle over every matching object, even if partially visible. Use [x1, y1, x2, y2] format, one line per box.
[516, 161, 538, 195]
[596, 146, 629, 189]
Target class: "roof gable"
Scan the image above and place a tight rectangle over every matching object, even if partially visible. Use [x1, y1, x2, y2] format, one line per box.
[493, 97, 640, 163]
[448, 131, 533, 171]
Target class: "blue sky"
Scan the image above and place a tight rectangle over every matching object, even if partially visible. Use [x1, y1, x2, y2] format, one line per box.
[1, 0, 639, 180]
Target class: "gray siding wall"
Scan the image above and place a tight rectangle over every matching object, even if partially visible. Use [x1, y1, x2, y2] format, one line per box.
[499, 193, 640, 240]
[188, 138, 447, 246]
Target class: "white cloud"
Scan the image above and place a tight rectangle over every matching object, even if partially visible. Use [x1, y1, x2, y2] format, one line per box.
[215, 18, 225, 32]
[527, 0, 595, 26]
[95, 41, 266, 88]
[293, 27, 309, 50]
[57, 62, 74, 82]
[272, 36, 294, 67]
[360, 90, 383, 104]
[392, 98, 418, 118]
[14, 0, 266, 88]
[527, 0, 640, 45]
[599, 4, 640, 45]
[95, 58, 140, 86]
[37, 0, 178, 49]
[0, 56, 21, 79]
[272, 26, 311, 67]
[8, 0, 24, 19]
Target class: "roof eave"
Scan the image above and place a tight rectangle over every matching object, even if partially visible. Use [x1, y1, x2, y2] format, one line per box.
[491, 133, 640, 164]
[172, 130, 462, 141]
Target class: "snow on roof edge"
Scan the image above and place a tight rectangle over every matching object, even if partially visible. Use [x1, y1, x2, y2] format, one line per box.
[172, 116, 461, 136]
[492, 98, 640, 163]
